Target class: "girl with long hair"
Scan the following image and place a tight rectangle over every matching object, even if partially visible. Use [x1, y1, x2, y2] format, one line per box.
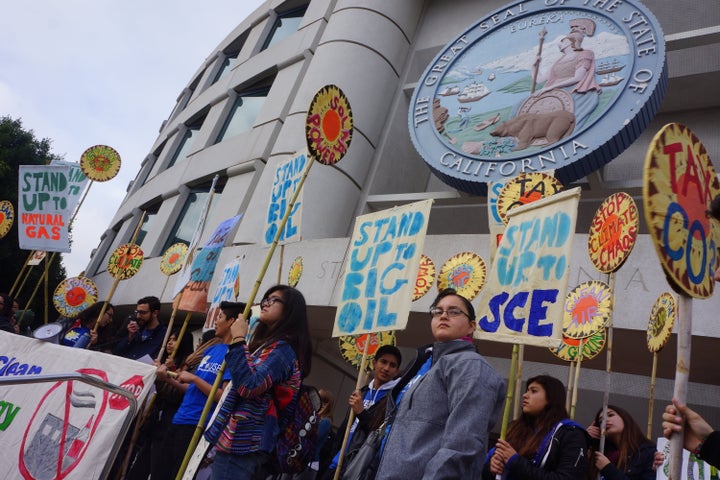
[205, 285, 312, 479]
[587, 405, 657, 480]
[483, 375, 589, 479]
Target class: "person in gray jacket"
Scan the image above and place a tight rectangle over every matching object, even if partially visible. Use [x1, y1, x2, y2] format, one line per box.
[375, 288, 506, 480]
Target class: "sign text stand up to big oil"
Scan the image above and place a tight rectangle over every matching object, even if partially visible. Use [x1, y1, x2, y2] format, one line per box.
[178, 84, 354, 480]
[643, 123, 720, 479]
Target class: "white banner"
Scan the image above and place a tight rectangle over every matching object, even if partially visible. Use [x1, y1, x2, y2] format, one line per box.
[18, 165, 78, 252]
[49, 160, 89, 217]
[0, 331, 156, 479]
[656, 437, 719, 479]
[476, 187, 580, 347]
[264, 150, 306, 245]
[333, 199, 433, 336]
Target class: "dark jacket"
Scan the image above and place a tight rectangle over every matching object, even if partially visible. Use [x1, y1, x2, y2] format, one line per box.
[699, 431, 720, 469]
[113, 323, 167, 360]
[483, 422, 589, 480]
[598, 441, 656, 480]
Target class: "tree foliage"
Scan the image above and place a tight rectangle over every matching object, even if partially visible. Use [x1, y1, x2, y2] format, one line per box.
[0, 116, 67, 332]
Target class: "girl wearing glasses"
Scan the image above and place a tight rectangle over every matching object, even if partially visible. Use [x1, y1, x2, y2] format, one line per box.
[375, 288, 505, 480]
[205, 285, 313, 480]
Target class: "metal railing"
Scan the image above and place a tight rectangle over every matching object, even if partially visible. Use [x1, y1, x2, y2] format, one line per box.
[0, 372, 138, 480]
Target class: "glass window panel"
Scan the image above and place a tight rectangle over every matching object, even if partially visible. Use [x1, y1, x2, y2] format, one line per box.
[162, 185, 224, 252]
[213, 53, 239, 83]
[216, 91, 268, 142]
[168, 126, 200, 168]
[262, 6, 307, 51]
[135, 204, 160, 247]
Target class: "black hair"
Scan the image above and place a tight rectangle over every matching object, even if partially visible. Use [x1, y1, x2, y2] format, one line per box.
[201, 329, 216, 344]
[168, 327, 195, 366]
[250, 284, 313, 378]
[505, 375, 569, 458]
[374, 344, 402, 366]
[0, 293, 13, 318]
[709, 195, 720, 222]
[431, 288, 475, 320]
[137, 295, 161, 313]
[219, 301, 246, 321]
[76, 301, 114, 328]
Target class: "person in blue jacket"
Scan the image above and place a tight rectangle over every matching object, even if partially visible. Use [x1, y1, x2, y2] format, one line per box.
[483, 375, 589, 479]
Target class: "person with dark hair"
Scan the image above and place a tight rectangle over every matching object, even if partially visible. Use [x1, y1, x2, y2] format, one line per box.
[483, 375, 589, 479]
[60, 302, 114, 348]
[151, 301, 244, 480]
[126, 327, 196, 480]
[375, 288, 505, 480]
[114, 295, 167, 360]
[662, 399, 720, 469]
[0, 293, 16, 333]
[586, 405, 657, 480]
[325, 344, 402, 478]
[205, 285, 313, 479]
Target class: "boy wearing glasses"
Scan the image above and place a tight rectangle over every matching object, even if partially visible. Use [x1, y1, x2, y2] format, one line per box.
[114, 295, 167, 360]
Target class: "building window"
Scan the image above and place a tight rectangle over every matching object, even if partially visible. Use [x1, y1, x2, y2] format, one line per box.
[135, 203, 161, 247]
[261, 6, 307, 51]
[213, 35, 247, 84]
[215, 85, 271, 142]
[162, 182, 225, 252]
[168, 117, 204, 168]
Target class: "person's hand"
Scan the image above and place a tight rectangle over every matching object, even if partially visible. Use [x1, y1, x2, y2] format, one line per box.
[177, 371, 195, 384]
[489, 450, 506, 475]
[587, 424, 601, 439]
[593, 451, 611, 470]
[349, 391, 364, 415]
[89, 330, 98, 346]
[230, 315, 249, 339]
[662, 399, 713, 452]
[127, 320, 139, 339]
[653, 451, 665, 471]
[494, 439, 517, 465]
[156, 363, 168, 380]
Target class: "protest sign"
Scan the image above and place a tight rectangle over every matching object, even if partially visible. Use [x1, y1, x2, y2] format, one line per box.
[204, 256, 243, 331]
[656, 437, 719, 479]
[50, 160, 89, 215]
[178, 215, 242, 313]
[265, 151, 306, 245]
[333, 199, 432, 336]
[0, 331, 155, 479]
[18, 165, 82, 252]
[0, 200, 15, 239]
[476, 187, 580, 347]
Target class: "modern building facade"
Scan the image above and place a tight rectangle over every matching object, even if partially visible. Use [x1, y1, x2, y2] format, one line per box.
[85, 0, 720, 431]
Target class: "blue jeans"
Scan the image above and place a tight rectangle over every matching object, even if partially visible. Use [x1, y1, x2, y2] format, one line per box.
[211, 451, 269, 480]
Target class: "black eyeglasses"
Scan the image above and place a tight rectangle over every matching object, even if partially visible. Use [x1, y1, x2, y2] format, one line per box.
[134, 309, 150, 315]
[429, 307, 469, 318]
[260, 297, 284, 308]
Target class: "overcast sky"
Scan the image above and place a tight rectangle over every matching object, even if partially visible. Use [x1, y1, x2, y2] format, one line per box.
[0, 1, 265, 277]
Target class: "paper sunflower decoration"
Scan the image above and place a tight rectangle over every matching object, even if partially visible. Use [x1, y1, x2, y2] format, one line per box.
[496, 172, 563, 225]
[52, 276, 99, 317]
[413, 254, 435, 301]
[107, 243, 144, 280]
[562, 281, 612, 339]
[549, 328, 606, 362]
[305, 85, 353, 165]
[0, 200, 14, 239]
[588, 192, 639, 273]
[647, 292, 676, 353]
[288, 256, 304, 287]
[80, 145, 121, 181]
[339, 331, 396, 369]
[437, 252, 486, 301]
[160, 243, 188, 276]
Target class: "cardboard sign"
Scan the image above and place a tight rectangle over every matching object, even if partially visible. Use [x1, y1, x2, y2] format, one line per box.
[476, 188, 580, 347]
[334, 200, 433, 336]
[0, 200, 15, 239]
[265, 152, 305, 245]
[588, 192, 639, 273]
[656, 437, 719, 479]
[204, 256, 243, 331]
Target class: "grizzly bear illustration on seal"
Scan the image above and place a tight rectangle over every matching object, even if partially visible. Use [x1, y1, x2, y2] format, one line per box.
[490, 110, 575, 151]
